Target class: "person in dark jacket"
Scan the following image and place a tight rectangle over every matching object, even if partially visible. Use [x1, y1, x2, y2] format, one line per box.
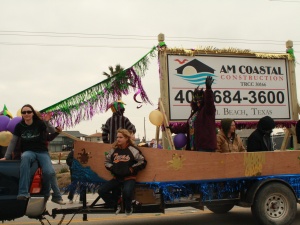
[1, 104, 65, 204]
[170, 76, 216, 151]
[247, 116, 276, 152]
[98, 129, 147, 215]
[296, 120, 300, 144]
[102, 101, 136, 144]
[66, 149, 85, 204]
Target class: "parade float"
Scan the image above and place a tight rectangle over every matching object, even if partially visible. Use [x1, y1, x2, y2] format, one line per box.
[2, 34, 298, 225]
[53, 35, 300, 225]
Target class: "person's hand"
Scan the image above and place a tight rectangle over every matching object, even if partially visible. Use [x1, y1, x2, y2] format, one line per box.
[55, 126, 62, 133]
[43, 112, 52, 121]
[0, 158, 6, 160]
[166, 123, 173, 129]
[206, 76, 214, 89]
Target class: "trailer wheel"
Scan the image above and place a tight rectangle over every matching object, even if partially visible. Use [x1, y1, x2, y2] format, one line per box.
[206, 203, 234, 214]
[251, 183, 296, 225]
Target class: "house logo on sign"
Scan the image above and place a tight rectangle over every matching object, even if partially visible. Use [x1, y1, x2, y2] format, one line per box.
[175, 59, 216, 86]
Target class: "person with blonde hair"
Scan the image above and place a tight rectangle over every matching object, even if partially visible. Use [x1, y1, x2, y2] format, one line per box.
[216, 119, 246, 153]
[98, 129, 147, 215]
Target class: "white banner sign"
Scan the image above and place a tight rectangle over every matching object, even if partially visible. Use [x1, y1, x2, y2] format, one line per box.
[167, 54, 291, 121]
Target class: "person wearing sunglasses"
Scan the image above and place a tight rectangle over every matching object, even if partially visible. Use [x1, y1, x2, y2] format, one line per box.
[1, 104, 65, 205]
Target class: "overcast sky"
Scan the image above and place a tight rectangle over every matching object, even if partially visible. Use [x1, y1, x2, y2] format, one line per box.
[0, 0, 299, 140]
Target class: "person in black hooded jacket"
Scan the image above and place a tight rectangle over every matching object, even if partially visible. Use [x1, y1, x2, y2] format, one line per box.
[247, 116, 276, 152]
[296, 120, 300, 144]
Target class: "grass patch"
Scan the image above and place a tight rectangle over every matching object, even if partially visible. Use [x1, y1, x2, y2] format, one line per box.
[56, 172, 71, 189]
[58, 166, 69, 174]
[50, 151, 70, 160]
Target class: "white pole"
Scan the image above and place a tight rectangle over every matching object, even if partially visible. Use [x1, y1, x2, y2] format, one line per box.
[144, 117, 146, 141]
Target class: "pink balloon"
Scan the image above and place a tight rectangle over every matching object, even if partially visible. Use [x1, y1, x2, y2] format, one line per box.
[6, 117, 22, 133]
[0, 115, 10, 132]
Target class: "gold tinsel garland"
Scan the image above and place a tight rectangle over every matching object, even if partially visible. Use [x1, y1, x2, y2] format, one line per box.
[160, 46, 291, 60]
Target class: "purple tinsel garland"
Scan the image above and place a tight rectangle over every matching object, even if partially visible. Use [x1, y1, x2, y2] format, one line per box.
[46, 67, 152, 129]
[167, 120, 297, 132]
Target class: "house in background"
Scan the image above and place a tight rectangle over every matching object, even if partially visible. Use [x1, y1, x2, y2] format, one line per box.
[48, 130, 153, 152]
[48, 131, 87, 152]
[85, 132, 103, 143]
[84, 132, 141, 144]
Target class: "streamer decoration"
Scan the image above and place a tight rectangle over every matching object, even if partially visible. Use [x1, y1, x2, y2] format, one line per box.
[165, 120, 297, 133]
[134, 89, 143, 108]
[40, 46, 157, 128]
[68, 160, 300, 202]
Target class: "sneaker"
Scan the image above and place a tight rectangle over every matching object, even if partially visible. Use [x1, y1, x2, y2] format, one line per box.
[17, 195, 30, 200]
[115, 205, 121, 215]
[69, 200, 73, 204]
[125, 207, 133, 216]
[51, 199, 66, 205]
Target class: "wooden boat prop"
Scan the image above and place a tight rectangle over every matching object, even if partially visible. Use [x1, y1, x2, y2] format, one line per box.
[70, 140, 300, 203]
[73, 141, 300, 183]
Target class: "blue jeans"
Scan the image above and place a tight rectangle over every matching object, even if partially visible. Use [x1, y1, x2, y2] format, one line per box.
[19, 151, 62, 200]
[98, 179, 135, 211]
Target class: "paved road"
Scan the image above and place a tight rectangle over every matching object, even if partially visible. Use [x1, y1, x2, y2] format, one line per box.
[3, 194, 300, 225]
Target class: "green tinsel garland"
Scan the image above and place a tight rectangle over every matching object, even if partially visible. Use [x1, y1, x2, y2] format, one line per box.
[40, 46, 157, 128]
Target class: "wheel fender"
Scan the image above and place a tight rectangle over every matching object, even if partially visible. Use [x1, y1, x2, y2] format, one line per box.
[245, 178, 297, 205]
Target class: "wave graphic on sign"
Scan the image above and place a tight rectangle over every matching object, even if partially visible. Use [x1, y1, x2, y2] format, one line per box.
[176, 72, 216, 86]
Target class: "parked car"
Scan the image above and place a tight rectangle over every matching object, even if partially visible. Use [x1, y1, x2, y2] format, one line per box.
[0, 160, 47, 221]
[62, 145, 73, 151]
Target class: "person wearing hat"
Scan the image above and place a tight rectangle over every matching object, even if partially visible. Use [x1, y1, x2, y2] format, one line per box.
[169, 76, 216, 151]
[247, 116, 276, 152]
[102, 101, 136, 144]
[0, 104, 13, 119]
[216, 119, 246, 153]
[0, 105, 13, 158]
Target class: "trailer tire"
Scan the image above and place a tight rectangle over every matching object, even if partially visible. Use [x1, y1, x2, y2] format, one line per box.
[206, 203, 234, 214]
[251, 182, 296, 225]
